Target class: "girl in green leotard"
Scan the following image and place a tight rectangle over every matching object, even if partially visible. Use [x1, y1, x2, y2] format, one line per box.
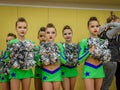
[41, 23, 62, 90]
[34, 26, 46, 90]
[78, 17, 105, 90]
[0, 33, 16, 90]
[60, 25, 79, 90]
[6, 17, 35, 90]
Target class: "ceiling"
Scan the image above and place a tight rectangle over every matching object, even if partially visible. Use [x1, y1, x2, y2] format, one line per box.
[0, 0, 120, 10]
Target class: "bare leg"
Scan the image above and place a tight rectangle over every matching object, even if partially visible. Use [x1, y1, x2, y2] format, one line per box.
[1, 82, 10, 90]
[84, 78, 94, 90]
[10, 79, 20, 90]
[53, 81, 61, 90]
[42, 82, 53, 90]
[94, 78, 103, 90]
[70, 77, 77, 90]
[34, 78, 42, 90]
[22, 78, 31, 90]
[61, 78, 70, 90]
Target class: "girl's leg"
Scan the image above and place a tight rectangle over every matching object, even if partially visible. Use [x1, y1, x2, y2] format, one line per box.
[1, 82, 10, 90]
[70, 77, 77, 90]
[94, 78, 103, 90]
[84, 78, 94, 90]
[42, 82, 53, 90]
[10, 79, 20, 90]
[53, 81, 61, 90]
[61, 78, 70, 90]
[34, 78, 42, 90]
[22, 78, 31, 90]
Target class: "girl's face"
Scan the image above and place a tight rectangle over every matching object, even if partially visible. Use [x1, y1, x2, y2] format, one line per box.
[16, 22, 27, 37]
[45, 27, 56, 42]
[63, 29, 72, 43]
[88, 21, 99, 37]
[38, 31, 46, 42]
[6, 36, 15, 45]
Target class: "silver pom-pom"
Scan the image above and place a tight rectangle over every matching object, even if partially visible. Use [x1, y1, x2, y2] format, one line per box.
[87, 37, 111, 62]
[40, 42, 60, 65]
[0, 51, 10, 75]
[62, 43, 79, 66]
[9, 40, 36, 70]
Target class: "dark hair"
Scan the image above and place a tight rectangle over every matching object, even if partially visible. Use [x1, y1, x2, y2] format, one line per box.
[46, 23, 56, 30]
[106, 11, 119, 23]
[15, 17, 27, 28]
[38, 27, 46, 35]
[6, 33, 16, 42]
[62, 25, 72, 34]
[87, 17, 100, 27]
[7, 33, 17, 39]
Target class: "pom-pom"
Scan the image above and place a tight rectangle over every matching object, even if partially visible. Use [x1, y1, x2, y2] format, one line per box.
[40, 42, 60, 65]
[9, 40, 36, 70]
[62, 43, 79, 66]
[0, 51, 10, 75]
[87, 37, 111, 62]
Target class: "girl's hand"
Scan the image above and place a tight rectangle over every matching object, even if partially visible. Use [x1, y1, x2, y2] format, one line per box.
[89, 45, 95, 53]
[104, 25, 111, 31]
[104, 25, 108, 31]
[41, 52, 47, 55]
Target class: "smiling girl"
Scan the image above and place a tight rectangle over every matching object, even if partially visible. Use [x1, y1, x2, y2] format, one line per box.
[59, 25, 79, 90]
[5, 17, 35, 90]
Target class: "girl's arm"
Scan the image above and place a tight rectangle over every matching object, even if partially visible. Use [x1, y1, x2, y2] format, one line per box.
[100, 23, 120, 39]
[3, 48, 10, 62]
[4, 39, 17, 62]
[35, 53, 41, 66]
[106, 23, 120, 39]
[34, 46, 41, 66]
[78, 39, 90, 64]
[107, 22, 120, 27]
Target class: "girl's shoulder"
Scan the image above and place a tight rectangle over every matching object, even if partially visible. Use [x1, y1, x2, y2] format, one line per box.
[56, 42, 64, 51]
[79, 38, 88, 44]
[35, 45, 40, 49]
[8, 39, 18, 45]
[56, 42, 63, 47]
[78, 38, 88, 48]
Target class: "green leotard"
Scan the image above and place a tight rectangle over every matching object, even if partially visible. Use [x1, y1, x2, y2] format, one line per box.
[61, 65, 78, 77]
[57, 43, 67, 64]
[78, 39, 105, 79]
[35, 43, 63, 82]
[0, 74, 10, 82]
[34, 66, 42, 79]
[9, 68, 33, 79]
[34, 45, 42, 79]
[42, 67, 62, 82]
[57, 43, 79, 78]
[0, 48, 10, 82]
